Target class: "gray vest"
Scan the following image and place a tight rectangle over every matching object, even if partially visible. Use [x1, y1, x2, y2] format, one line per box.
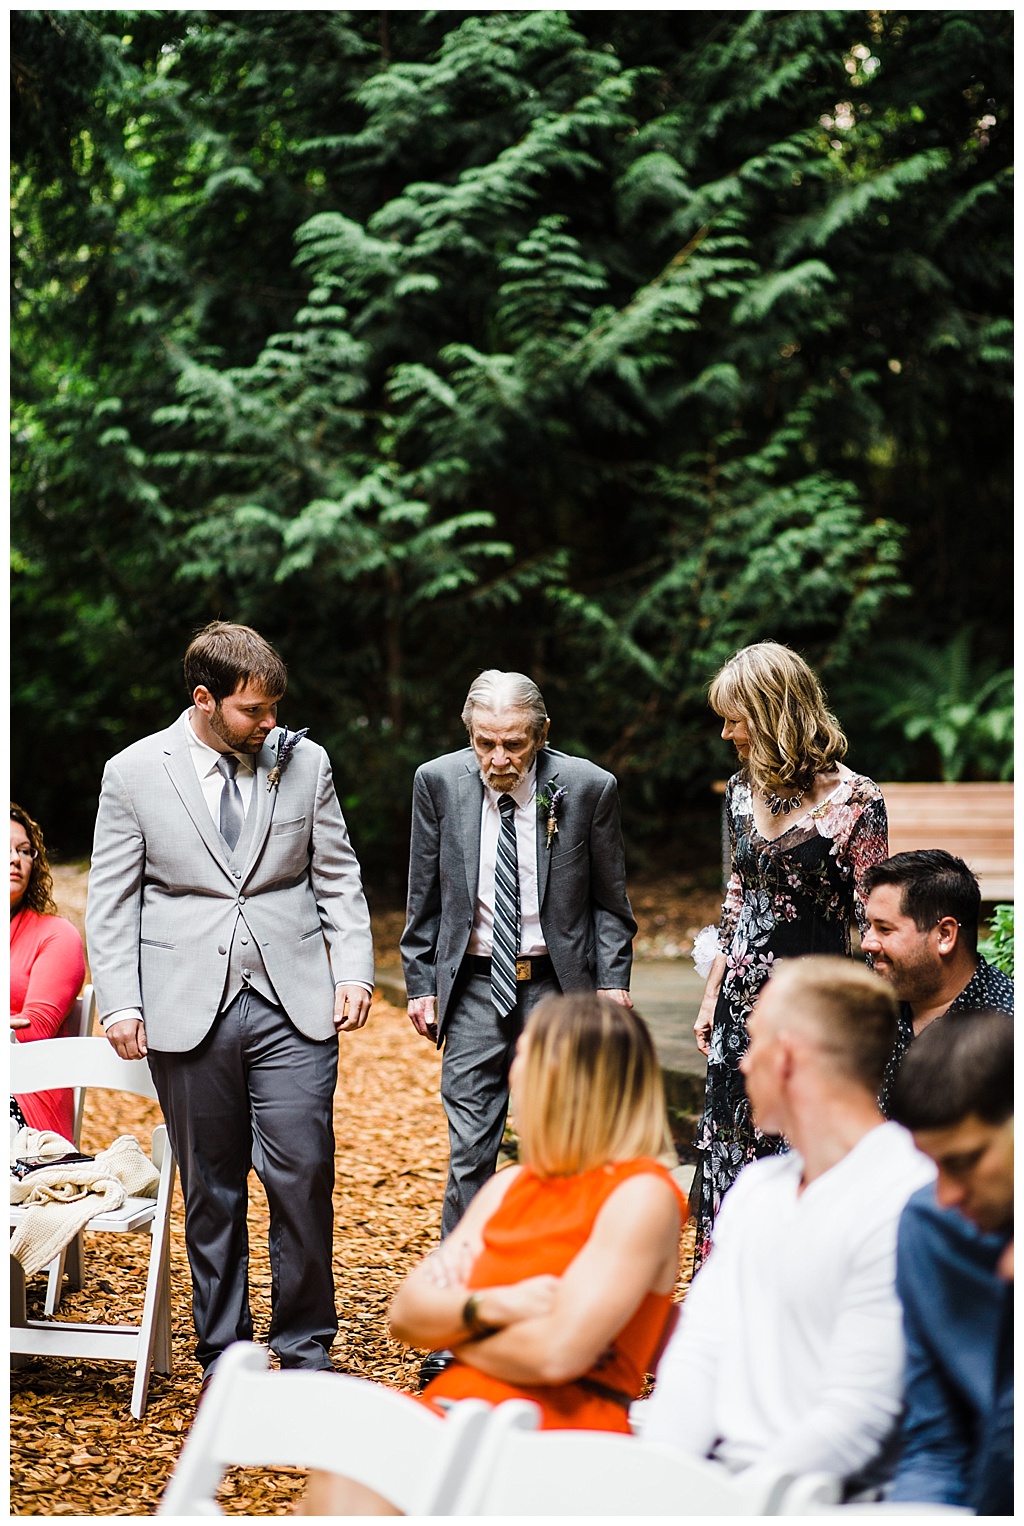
[217, 784, 280, 1010]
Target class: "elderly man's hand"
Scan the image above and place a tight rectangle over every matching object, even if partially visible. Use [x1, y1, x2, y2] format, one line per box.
[106, 1018, 148, 1060]
[408, 996, 438, 1041]
[598, 988, 633, 1009]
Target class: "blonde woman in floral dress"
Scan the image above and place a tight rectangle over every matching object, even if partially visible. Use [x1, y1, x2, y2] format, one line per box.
[690, 642, 887, 1267]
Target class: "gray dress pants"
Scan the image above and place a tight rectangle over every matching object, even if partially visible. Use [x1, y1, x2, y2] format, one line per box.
[147, 987, 339, 1374]
[439, 969, 558, 1237]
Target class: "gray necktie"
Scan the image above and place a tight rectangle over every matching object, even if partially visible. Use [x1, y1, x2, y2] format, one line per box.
[217, 754, 244, 851]
[491, 793, 520, 1018]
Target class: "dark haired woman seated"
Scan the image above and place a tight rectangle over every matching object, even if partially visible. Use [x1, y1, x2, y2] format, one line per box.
[300, 992, 686, 1515]
[10, 803, 86, 1140]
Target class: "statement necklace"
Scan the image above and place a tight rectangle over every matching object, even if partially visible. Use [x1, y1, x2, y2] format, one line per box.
[761, 785, 805, 818]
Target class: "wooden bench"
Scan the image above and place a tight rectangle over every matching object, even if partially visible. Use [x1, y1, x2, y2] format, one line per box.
[712, 780, 1013, 902]
[878, 782, 1013, 903]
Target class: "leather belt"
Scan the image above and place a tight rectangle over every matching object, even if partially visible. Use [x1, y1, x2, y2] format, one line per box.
[463, 954, 555, 983]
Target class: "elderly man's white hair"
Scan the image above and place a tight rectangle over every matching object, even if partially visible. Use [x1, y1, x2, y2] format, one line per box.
[461, 670, 549, 737]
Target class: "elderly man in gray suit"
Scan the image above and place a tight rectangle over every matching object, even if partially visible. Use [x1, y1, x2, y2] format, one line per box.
[86, 622, 374, 1384]
[402, 669, 637, 1248]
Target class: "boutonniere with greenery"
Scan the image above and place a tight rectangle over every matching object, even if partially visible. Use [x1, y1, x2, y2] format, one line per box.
[536, 775, 567, 850]
[266, 726, 308, 791]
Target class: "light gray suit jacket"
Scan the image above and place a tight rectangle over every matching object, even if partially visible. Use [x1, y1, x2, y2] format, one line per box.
[400, 745, 636, 1040]
[86, 714, 374, 1051]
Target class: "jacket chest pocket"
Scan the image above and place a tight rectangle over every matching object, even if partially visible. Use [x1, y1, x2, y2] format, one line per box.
[549, 840, 586, 870]
[270, 816, 308, 837]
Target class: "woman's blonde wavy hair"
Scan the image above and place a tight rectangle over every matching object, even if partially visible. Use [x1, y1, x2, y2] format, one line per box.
[708, 641, 847, 795]
[513, 993, 670, 1177]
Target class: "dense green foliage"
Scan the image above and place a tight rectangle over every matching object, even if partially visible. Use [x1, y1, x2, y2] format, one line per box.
[979, 902, 1014, 979]
[12, 10, 1012, 884]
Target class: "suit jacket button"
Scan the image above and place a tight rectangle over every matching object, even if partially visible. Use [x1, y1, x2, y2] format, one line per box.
[450, 965, 457, 975]
[232, 870, 241, 879]
[218, 945, 227, 955]
[237, 895, 246, 905]
[240, 937, 249, 946]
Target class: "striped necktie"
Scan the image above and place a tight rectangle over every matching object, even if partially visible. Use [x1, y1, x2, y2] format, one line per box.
[491, 793, 520, 1018]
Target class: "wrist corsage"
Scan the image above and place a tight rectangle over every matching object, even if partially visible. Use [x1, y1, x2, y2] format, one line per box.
[692, 924, 724, 980]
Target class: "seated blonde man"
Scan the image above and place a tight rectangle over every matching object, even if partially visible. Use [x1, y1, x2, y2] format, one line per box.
[641, 957, 935, 1496]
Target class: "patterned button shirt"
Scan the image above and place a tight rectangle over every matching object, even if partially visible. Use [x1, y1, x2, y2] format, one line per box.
[880, 955, 1015, 1115]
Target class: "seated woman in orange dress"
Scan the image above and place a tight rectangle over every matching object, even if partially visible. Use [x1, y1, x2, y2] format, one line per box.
[10, 803, 86, 1141]
[299, 991, 686, 1515]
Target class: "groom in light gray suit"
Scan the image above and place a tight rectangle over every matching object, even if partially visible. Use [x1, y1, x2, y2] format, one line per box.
[86, 622, 374, 1382]
[401, 670, 637, 1243]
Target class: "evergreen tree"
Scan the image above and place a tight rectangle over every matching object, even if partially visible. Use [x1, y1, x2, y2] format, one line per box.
[11, 11, 1012, 878]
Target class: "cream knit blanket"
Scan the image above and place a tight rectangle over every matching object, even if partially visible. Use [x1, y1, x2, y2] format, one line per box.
[10, 1132, 160, 1278]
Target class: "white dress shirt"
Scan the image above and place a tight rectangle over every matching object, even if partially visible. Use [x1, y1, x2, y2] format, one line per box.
[640, 1122, 936, 1486]
[468, 762, 547, 958]
[183, 710, 257, 819]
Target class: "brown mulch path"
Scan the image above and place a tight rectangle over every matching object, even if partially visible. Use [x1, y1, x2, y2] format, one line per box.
[13, 867, 697, 1516]
[11, 998, 448, 1516]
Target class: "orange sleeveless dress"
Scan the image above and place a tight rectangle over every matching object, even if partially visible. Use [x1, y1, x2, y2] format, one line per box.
[421, 1157, 685, 1433]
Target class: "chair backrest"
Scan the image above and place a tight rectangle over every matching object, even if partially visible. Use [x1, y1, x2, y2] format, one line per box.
[65, 985, 96, 1040]
[451, 1399, 763, 1516]
[68, 986, 97, 1145]
[10, 1036, 160, 1104]
[158, 1342, 493, 1517]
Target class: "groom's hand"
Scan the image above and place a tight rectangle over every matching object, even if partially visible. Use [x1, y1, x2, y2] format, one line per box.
[106, 1018, 148, 1060]
[333, 983, 371, 1033]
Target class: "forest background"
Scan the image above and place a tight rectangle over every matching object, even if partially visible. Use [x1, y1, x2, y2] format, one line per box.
[11, 8, 1013, 896]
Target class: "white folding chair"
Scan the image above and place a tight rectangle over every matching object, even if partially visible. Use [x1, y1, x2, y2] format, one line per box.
[158, 1341, 493, 1516]
[10, 1035, 176, 1419]
[41, 985, 96, 1314]
[450, 1398, 781, 1515]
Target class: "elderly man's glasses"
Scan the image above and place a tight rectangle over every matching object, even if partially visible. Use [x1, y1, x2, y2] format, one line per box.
[11, 846, 38, 862]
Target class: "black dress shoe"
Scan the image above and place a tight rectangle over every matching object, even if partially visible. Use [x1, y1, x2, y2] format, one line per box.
[418, 1349, 455, 1390]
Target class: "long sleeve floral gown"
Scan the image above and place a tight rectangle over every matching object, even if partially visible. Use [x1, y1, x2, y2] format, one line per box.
[692, 770, 888, 1267]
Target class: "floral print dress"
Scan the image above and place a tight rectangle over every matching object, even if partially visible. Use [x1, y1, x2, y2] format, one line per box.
[692, 770, 888, 1267]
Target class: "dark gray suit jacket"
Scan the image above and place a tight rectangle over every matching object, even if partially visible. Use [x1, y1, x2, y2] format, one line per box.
[400, 745, 636, 1039]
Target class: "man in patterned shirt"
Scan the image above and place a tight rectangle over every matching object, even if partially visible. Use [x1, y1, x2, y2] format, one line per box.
[860, 850, 1014, 1110]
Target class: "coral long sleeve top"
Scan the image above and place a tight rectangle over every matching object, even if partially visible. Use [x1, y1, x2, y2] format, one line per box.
[11, 907, 86, 1140]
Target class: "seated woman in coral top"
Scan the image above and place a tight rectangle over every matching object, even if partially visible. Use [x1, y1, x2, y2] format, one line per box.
[300, 992, 686, 1515]
[10, 803, 86, 1141]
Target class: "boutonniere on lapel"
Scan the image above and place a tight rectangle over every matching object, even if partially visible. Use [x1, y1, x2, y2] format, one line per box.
[536, 775, 567, 850]
[266, 727, 308, 791]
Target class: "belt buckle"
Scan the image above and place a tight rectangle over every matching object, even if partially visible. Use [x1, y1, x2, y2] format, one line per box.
[515, 958, 532, 982]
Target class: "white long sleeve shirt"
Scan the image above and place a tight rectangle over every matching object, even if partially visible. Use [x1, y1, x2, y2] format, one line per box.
[641, 1122, 936, 1484]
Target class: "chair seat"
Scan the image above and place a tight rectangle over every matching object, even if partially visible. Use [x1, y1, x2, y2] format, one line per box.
[9, 1041, 176, 1420]
[11, 1195, 158, 1235]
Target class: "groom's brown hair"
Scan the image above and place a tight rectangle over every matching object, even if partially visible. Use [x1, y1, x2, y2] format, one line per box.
[183, 622, 287, 703]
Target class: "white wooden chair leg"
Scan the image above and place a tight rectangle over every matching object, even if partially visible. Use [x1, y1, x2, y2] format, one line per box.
[11, 1255, 29, 1368]
[65, 1229, 85, 1291]
[44, 1249, 68, 1315]
[131, 1132, 177, 1416]
[153, 1234, 173, 1376]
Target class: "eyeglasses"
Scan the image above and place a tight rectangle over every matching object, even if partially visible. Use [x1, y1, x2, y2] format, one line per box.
[10, 846, 37, 863]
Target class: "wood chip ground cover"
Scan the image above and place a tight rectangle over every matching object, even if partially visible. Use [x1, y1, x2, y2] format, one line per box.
[12, 869, 696, 1515]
